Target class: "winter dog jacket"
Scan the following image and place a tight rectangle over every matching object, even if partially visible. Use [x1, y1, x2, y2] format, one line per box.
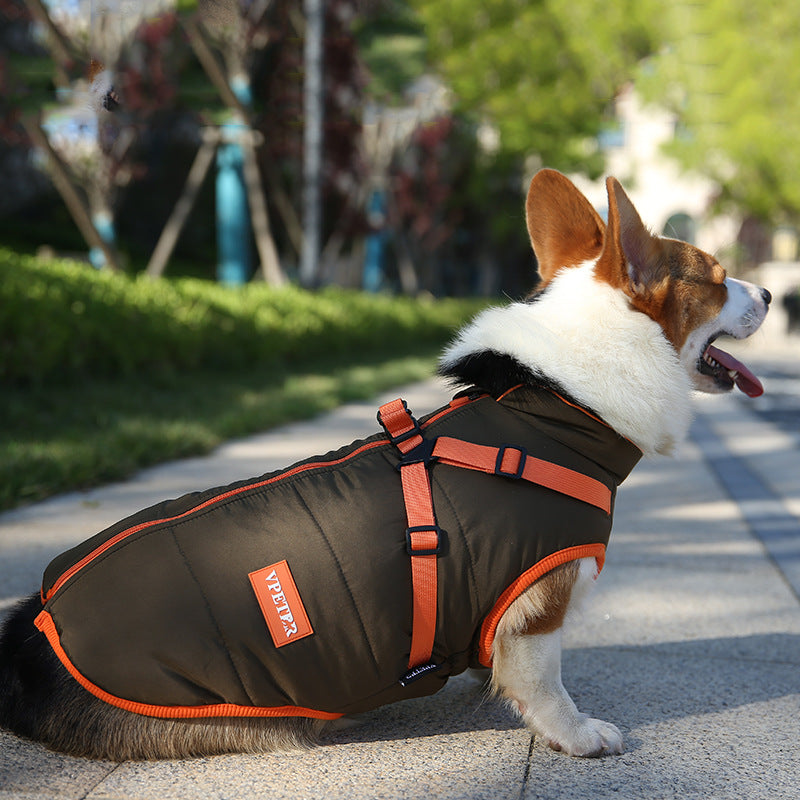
[34, 386, 641, 720]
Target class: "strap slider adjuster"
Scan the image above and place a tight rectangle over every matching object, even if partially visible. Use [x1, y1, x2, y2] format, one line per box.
[494, 445, 527, 480]
[395, 436, 438, 470]
[387, 423, 423, 445]
[405, 525, 443, 556]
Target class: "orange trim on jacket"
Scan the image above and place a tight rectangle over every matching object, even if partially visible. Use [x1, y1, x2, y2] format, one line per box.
[476, 543, 606, 668]
[42, 440, 390, 604]
[42, 396, 483, 605]
[34, 610, 343, 720]
[35, 387, 640, 721]
[35, 543, 603, 719]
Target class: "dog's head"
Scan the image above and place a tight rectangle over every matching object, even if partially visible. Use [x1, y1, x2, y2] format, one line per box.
[525, 169, 771, 397]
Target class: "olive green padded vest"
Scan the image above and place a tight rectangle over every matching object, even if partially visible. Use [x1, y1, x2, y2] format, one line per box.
[36, 386, 641, 719]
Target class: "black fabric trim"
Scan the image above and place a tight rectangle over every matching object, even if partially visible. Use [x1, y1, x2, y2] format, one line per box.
[439, 350, 589, 410]
[438, 351, 534, 396]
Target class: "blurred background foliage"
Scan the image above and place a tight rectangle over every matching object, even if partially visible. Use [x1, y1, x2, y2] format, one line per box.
[1, 0, 798, 508]
[410, 0, 660, 175]
[1, 0, 798, 295]
[637, 0, 800, 226]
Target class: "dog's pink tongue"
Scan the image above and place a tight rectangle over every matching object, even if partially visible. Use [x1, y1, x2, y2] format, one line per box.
[705, 344, 764, 397]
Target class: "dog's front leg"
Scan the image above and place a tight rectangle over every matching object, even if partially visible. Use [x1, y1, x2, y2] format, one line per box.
[491, 558, 623, 757]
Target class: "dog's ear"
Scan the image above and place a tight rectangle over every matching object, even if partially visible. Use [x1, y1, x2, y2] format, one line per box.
[596, 177, 664, 297]
[525, 169, 605, 286]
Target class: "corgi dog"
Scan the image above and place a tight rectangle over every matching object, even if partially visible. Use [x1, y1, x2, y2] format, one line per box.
[0, 170, 770, 760]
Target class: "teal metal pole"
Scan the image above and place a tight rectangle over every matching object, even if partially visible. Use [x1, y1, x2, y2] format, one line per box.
[216, 77, 254, 286]
[216, 121, 251, 286]
[363, 188, 387, 292]
[89, 209, 115, 270]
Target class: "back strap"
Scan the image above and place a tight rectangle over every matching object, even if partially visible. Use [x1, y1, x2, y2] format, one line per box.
[431, 437, 611, 514]
[377, 397, 612, 678]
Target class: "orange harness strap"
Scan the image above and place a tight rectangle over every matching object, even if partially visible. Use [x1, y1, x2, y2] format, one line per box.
[378, 399, 441, 678]
[398, 461, 440, 670]
[431, 437, 611, 514]
[377, 397, 612, 684]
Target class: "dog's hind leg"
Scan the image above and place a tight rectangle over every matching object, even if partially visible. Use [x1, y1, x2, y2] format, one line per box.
[491, 557, 623, 757]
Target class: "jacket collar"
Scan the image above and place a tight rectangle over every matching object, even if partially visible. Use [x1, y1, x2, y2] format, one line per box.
[496, 385, 643, 486]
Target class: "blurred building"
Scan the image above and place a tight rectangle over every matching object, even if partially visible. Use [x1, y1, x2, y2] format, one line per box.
[570, 84, 800, 343]
[568, 84, 738, 258]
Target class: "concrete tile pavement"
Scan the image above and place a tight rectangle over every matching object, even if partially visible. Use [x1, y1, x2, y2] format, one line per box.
[1, 348, 799, 800]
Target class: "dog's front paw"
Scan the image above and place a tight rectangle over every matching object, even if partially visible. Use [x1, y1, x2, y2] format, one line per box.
[545, 717, 623, 758]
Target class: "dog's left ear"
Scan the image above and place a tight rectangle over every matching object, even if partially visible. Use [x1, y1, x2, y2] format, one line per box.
[525, 169, 606, 287]
[595, 177, 664, 297]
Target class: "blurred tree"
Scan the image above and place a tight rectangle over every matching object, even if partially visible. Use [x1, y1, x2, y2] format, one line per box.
[637, 0, 800, 226]
[0, 0, 54, 216]
[386, 113, 538, 298]
[353, 0, 426, 102]
[411, 0, 660, 176]
[389, 115, 458, 292]
[252, 0, 368, 283]
[1, 0, 367, 283]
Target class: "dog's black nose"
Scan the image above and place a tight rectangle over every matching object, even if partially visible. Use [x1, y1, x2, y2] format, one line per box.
[761, 288, 772, 305]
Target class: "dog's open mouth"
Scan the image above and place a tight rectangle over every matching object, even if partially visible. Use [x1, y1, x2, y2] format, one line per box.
[699, 339, 763, 397]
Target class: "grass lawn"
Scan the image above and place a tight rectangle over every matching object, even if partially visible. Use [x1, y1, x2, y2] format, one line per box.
[0, 348, 442, 511]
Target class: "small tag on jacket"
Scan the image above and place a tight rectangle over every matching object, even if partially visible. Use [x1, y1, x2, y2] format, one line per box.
[249, 560, 314, 648]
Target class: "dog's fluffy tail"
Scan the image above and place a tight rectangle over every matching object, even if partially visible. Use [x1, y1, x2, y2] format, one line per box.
[0, 595, 325, 760]
[0, 595, 65, 743]
[0, 595, 121, 757]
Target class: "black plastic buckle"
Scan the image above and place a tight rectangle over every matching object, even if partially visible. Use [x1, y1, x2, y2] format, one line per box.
[405, 525, 443, 556]
[391, 424, 423, 446]
[494, 445, 527, 480]
[377, 402, 422, 446]
[395, 436, 438, 470]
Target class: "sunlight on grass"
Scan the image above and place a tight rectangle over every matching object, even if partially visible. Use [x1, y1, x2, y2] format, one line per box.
[0, 353, 439, 510]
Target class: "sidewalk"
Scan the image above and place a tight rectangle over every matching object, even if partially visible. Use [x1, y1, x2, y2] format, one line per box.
[1, 346, 798, 800]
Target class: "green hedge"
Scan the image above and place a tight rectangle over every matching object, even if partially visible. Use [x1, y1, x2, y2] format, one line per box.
[0, 248, 485, 386]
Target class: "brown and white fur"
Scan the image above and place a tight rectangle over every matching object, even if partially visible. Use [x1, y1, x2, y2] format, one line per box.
[0, 170, 770, 760]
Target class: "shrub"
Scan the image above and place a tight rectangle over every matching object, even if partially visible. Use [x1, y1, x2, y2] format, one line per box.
[0, 248, 486, 387]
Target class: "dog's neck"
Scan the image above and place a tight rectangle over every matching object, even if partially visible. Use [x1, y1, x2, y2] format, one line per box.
[440, 263, 692, 456]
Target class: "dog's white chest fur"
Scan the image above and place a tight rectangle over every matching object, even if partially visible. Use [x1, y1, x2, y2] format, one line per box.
[441, 262, 692, 456]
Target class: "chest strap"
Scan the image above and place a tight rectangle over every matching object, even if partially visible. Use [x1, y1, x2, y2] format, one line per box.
[378, 397, 611, 679]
